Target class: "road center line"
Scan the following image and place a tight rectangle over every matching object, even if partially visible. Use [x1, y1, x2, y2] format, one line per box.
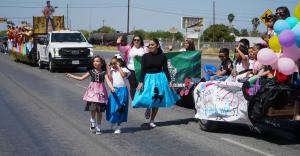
[75, 83, 87, 89]
[220, 137, 273, 156]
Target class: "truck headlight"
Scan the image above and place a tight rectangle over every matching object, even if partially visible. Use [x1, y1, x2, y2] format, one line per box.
[54, 48, 60, 57]
[88, 48, 94, 57]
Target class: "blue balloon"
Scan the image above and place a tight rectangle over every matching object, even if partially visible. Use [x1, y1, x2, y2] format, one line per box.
[285, 16, 300, 29]
[274, 20, 291, 34]
[292, 23, 300, 48]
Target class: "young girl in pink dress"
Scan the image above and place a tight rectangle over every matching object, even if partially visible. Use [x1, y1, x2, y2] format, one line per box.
[66, 56, 114, 135]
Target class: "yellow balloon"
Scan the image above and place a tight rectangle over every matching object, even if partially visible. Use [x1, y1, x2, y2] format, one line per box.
[295, 2, 300, 19]
[268, 35, 282, 53]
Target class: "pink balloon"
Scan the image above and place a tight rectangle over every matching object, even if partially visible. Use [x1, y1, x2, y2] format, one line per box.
[257, 48, 278, 65]
[282, 45, 300, 61]
[278, 57, 296, 75]
[270, 58, 278, 69]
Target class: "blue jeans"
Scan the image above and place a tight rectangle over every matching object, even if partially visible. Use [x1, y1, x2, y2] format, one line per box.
[46, 16, 55, 33]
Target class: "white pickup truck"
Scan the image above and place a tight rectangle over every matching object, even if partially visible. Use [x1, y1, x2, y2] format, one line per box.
[37, 30, 93, 72]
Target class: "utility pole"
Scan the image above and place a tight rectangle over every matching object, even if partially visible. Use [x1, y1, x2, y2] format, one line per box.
[213, 0, 215, 25]
[102, 19, 104, 28]
[89, 11, 91, 32]
[212, 0, 215, 42]
[67, 3, 68, 29]
[127, 0, 130, 33]
[69, 1, 72, 29]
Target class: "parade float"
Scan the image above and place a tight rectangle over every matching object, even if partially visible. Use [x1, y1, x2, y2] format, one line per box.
[193, 4, 300, 135]
[7, 16, 64, 64]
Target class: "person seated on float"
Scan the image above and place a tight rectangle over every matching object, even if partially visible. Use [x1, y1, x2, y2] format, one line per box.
[246, 43, 266, 77]
[208, 48, 233, 81]
[229, 39, 250, 82]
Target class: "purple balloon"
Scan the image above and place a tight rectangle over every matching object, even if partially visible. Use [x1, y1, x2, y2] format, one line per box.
[279, 30, 296, 48]
[282, 45, 300, 61]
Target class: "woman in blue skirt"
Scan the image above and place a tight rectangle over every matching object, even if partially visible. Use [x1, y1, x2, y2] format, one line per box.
[132, 38, 180, 128]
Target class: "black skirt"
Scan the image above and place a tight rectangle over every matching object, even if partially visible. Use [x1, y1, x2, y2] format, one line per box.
[85, 102, 106, 112]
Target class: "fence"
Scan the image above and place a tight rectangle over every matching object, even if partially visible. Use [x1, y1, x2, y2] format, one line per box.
[162, 40, 237, 52]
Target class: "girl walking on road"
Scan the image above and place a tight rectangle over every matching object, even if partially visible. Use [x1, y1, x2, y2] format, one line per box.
[106, 55, 131, 134]
[116, 35, 147, 100]
[132, 38, 180, 128]
[66, 56, 114, 135]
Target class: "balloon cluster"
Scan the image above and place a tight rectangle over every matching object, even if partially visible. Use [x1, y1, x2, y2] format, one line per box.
[258, 3, 300, 75]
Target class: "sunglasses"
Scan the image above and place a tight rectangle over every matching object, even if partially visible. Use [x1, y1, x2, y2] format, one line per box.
[218, 55, 225, 58]
[133, 39, 140, 42]
[276, 12, 284, 15]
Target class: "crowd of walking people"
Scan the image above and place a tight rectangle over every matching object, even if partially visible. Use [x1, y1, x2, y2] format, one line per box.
[64, 5, 300, 135]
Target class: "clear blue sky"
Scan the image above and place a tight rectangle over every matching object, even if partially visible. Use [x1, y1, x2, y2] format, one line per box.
[0, 0, 298, 33]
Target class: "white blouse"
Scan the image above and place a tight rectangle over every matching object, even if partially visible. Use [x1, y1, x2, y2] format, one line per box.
[127, 47, 146, 71]
[111, 67, 131, 87]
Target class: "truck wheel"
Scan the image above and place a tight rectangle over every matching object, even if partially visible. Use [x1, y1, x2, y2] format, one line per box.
[37, 54, 44, 69]
[38, 59, 45, 69]
[49, 57, 56, 72]
[198, 119, 218, 132]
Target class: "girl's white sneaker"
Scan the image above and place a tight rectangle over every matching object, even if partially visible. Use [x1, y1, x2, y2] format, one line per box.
[149, 122, 156, 128]
[114, 129, 121, 134]
[95, 126, 102, 135]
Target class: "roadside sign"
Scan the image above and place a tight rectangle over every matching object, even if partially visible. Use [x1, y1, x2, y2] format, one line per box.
[181, 17, 204, 29]
[260, 9, 273, 27]
[0, 18, 7, 23]
[169, 27, 178, 34]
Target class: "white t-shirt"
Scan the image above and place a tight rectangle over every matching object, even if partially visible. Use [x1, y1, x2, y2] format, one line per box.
[249, 59, 255, 70]
[111, 67, 131, 87]
[127, 46, 146, 71]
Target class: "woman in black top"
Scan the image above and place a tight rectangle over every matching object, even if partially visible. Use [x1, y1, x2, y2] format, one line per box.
[132, 38, 180, 128]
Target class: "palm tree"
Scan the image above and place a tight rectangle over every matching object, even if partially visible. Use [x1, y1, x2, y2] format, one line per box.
[251, 17, 260, 32]
[227, 13, 235, 26]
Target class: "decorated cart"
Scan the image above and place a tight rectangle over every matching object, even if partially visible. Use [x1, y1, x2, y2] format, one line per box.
[194, 3, 300, 135]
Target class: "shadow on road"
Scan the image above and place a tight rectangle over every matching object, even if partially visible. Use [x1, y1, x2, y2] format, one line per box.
[212, 122, 300, 145]
[107, 118, 198, 134]
[155, 118, 198, 127]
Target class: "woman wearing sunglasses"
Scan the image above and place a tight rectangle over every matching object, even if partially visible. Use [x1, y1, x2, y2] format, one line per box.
[117, 35, 147, 100]
[275, 6, 290, 20]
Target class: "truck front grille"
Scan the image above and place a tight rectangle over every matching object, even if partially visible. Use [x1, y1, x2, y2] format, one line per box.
[59, 48, 90, 58]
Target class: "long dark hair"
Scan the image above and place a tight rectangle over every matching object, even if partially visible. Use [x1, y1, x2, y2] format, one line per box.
[111, 56, 127, 68]
[151, 38, 163, 54]
[185, 39, 196, 51]
[130, 35, 144, 48]
[88, 55, 107, 71]
[276, 6, 290, 20]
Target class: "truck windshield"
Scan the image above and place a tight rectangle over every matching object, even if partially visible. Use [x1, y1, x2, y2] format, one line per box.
[51, 33, 86, 42]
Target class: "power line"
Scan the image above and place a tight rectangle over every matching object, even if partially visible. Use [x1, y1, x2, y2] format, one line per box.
[0, 5, 127, 9]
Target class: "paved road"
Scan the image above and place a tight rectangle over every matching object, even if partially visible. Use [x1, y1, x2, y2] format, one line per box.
[0, 52, 299, 156]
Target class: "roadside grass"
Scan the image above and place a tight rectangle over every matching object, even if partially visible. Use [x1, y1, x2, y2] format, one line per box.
[93, 45, 118, 52]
